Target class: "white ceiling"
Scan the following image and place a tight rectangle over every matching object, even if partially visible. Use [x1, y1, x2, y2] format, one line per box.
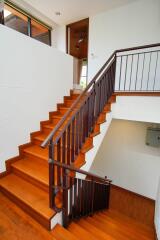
[22, 0, 136, 25]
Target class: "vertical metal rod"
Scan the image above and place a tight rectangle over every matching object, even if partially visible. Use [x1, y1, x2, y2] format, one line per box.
[119, 56, 123, 91]
[71, 118, 75, 162]
[147, 52, 152, 91]
[124, 56, 128, 91]
[129, 55, 133, 91]
[140, 53, 145, 91]
[62, 169, 69, 228]
[75, 113, 79, 155]
[69, 177, 73, 219]
[49, 139, 54, 208]
[57, 139, 61, 186]
[67, 125, 71, 165]
[153, 52, 159, 91]
[62, 131, 66, 164]
[135, 54, 139, 91]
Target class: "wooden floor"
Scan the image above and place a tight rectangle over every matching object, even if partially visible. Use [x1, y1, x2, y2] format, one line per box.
[0, 192, 55, 240]
[0, 191, 155, 240]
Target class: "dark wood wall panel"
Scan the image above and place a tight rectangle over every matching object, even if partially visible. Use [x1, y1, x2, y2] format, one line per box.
[67, 18, 89, 59]
[110, 184, 155, 227]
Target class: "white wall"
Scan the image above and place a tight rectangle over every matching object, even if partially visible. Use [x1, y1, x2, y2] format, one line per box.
[112, 96, 160, 124]
[90, 119, 160, 200]
[88, 0, 160, 80]
[52, 25, 66, 52]
[0, 25, 73, 172]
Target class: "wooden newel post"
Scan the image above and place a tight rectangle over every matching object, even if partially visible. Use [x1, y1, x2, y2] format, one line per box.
[0, 1, 4, 24]
[62, 168, 69, 228]
[105, 176, 110, 209]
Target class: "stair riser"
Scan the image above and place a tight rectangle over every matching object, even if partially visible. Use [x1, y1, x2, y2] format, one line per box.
[42, 127, 52, 135]
[58, 108, 69, 115]
[11, 167, 49, 193]
[23, 152, 48, 165]
[51, 117, 61, 125]
[32, 138, 43, 146]
[64, 100, 75, 107]
[0, 186, 51, 230]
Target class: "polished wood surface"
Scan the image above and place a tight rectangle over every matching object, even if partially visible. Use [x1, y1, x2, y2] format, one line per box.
[0, 192, 55, 240]
[52, 209, 155, 240]
[66, 18, 89, 59]
[114, 92, 160, 96]
[0, 90, 114, 229]
[0, 191, 155, 240]
[110, 184, 155, 227]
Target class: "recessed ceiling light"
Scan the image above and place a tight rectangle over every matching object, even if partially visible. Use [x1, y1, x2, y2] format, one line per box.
[55, 11, 61, 16]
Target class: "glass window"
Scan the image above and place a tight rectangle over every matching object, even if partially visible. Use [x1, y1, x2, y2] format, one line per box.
[3, 3, 51, 46]
[80, 59, 87, 89]
[31, 20, 50, 45]
[4, 4, 28, 35]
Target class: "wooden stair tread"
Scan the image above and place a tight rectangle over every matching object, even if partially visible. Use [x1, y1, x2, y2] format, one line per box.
[11, 158, 49, 187]
[68, 222, 98, 240]
[79, 218, 116, 240]
[0, 174, 55, 220]
[52, 224, 79, 240]
[24, 145, 48, 160]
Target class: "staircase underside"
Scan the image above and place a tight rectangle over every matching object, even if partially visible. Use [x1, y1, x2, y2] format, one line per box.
[0, 90, 116, 230]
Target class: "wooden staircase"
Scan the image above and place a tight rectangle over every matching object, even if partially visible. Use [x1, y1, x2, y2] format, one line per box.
[0, 90, 115, 230]
[51, 209, 155, 240]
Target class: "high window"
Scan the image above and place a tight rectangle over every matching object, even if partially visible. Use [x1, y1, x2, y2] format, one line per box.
[3, 1, 51, 46]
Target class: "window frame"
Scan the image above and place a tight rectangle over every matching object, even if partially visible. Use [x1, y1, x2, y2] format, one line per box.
[2, 0, 52, 46]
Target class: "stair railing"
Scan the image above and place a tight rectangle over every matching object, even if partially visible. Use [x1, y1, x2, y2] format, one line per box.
[51, 160, 111, 228]
[41, 43, 160, 210]
[41, 51, 116, 209]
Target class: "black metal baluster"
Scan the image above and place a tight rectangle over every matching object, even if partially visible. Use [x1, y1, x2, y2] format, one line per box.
[119, 56, 123, 91]
[79, 108, 83, 149]
[49, 139, 54, 208]
[71, 118, 75, 162]
[140, 53, 145, 91]
[73, 178, 77, 218]
[124, 56, 128, 90]
[75, 113, 79, 156]
[62, 131, 66, 164]
[147, 52, 152, 91]
[129, 55, 133, 91]
[62, 169, 69, 227]
[69, 177, 73, 220]
[57, 139, 61, 187]
[135, 53, 139, 91]
[67, 125, 71, 165]
[153, 52, 159, 91]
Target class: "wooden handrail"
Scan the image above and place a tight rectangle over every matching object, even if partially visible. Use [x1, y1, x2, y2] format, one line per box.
[116, 43, 160, 53]
[50, 159, 112, 184]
